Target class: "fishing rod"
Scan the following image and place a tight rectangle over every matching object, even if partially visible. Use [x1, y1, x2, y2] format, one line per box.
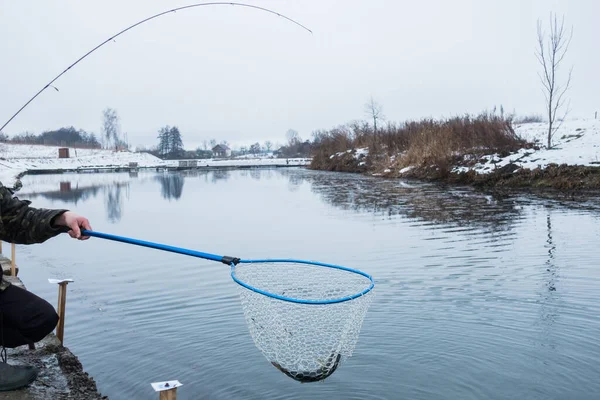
[0, 2, 312, 133]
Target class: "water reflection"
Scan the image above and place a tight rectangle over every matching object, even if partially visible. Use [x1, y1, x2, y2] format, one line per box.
[545, 210, 557, 293]
[211, 170, 230, 183]
[18, 174, 131, 223]
[249, 169, 261, 180]
[536, 209, 561, 355]
[154, 173, 185, 201]
[17, 168, 600, 236]
[17, 169, 523, 232]
[276, 169, 524, 233]
[27, 181, 103, 205]
[105, 184, 127, 223]
[287, 171, 304, 193]
[19, 178, 129, 223]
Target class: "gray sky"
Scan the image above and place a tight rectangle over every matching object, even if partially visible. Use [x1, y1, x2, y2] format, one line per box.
[1, 0, 598, 151]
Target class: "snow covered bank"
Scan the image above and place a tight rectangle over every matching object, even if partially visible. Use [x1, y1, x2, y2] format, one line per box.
[0, 143, 166, 187]
[0, 143, 311, 189]
[451, 118, 600, 175]
[316, 118, 600, 190]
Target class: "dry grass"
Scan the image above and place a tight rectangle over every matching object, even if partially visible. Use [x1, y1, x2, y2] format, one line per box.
[310, 113, 528, 175]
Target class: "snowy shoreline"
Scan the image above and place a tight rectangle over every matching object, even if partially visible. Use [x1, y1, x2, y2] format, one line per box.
[450, 119, 600, 175]
[3, 118, 600, 192]
[0, 143, 311, 189]
[322, 118, 600, 190]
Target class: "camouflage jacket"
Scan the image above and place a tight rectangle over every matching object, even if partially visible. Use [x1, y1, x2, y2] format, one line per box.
[0, 183, 68, 290]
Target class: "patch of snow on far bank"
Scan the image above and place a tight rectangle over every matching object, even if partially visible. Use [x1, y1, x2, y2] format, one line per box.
[329, 147, 369, 160]
[355, 148, 369, 159]
[447, 118, 600, 175]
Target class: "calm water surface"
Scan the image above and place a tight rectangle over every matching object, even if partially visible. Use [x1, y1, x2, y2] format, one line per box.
[14, 168, 600, 399]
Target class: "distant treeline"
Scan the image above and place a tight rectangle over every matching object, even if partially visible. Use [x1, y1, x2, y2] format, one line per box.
[0, 126, 102, 148]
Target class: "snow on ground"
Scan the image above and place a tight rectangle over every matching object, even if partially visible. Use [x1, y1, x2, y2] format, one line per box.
[232, 152, 275, 159]
[451, 118, 600, 175]
[322, 118, 600, 177]
[0, 142, 311, 188]
[329, 147, 369, 159]
[0, 143, 165, 186]
[163, 157, 311, 168]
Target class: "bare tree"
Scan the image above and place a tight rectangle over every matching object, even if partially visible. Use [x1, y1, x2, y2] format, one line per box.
[264, 140, 273, 152]
[286, 129, 300, 145]
[536, 13, 573, 149]
[102, 108, 121, 150]
[364, 97, 384, 134]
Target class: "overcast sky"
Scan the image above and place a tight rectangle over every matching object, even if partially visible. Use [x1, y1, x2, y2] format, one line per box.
[1, 0, 598, 150]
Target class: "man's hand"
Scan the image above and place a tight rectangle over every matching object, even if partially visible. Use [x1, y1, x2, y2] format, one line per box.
[53, 211, 92, 240]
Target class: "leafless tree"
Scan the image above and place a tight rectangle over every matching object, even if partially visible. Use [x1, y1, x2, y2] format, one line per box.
[364, 97, 384, 134]
[102, 108, 121, 150]
[264, 140, 273, 152]
[286, 129, 301, 145]
[536, 13, 573, 149]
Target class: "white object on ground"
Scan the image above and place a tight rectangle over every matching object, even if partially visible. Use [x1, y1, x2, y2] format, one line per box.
[48, 278, 74, 284]
[150, 380, 183, 392]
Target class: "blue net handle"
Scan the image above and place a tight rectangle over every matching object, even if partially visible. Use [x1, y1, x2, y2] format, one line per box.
[80, 230, 375, 304]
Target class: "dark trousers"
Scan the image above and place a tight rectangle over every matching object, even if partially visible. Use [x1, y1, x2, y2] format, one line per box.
[0, 284, 59, 348]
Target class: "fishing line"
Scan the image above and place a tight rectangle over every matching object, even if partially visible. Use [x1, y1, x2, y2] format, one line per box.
[0, 2, 312, 133]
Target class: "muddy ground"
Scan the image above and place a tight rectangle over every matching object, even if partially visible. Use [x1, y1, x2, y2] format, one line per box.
[310, 154, 600, 199]
[0, 334, 106, 400]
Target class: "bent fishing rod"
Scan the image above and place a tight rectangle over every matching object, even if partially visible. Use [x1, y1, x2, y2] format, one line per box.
[0, 2, 312, 133]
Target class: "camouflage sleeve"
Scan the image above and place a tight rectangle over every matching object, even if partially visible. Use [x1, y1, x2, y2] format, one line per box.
[0, 184, 69, 244]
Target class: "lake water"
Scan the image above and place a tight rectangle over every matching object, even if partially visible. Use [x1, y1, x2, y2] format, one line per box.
[13, 168, 600, 399]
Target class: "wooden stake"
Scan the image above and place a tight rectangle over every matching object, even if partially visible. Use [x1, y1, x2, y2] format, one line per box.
[56, 282, 69, 345]
[159, 388, 178, 400]
[11, 243, 16, 276]
[0, 240, 3, 253]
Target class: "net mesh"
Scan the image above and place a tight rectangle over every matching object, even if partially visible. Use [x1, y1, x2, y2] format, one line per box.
[233, 261, 373, 383]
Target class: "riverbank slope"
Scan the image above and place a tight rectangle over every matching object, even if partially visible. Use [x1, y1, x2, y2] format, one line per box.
[313, 118, 600, 191]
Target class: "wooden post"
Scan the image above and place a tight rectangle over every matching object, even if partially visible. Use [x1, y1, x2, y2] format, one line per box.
[151, 381, 182, 399]
[11, 243, 16, 276]
[56, 282, 69, 344]
[159, 388, 178, 400]
[0, 240, 3, 253]
[49, 278, 74, 345]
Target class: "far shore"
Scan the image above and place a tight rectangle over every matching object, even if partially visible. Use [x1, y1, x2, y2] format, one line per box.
[308, 118, 600, 195]
[0, 142, 311, 190]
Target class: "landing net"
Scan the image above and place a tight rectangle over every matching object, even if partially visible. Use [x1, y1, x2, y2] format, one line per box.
[232, 260, 374, 382]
